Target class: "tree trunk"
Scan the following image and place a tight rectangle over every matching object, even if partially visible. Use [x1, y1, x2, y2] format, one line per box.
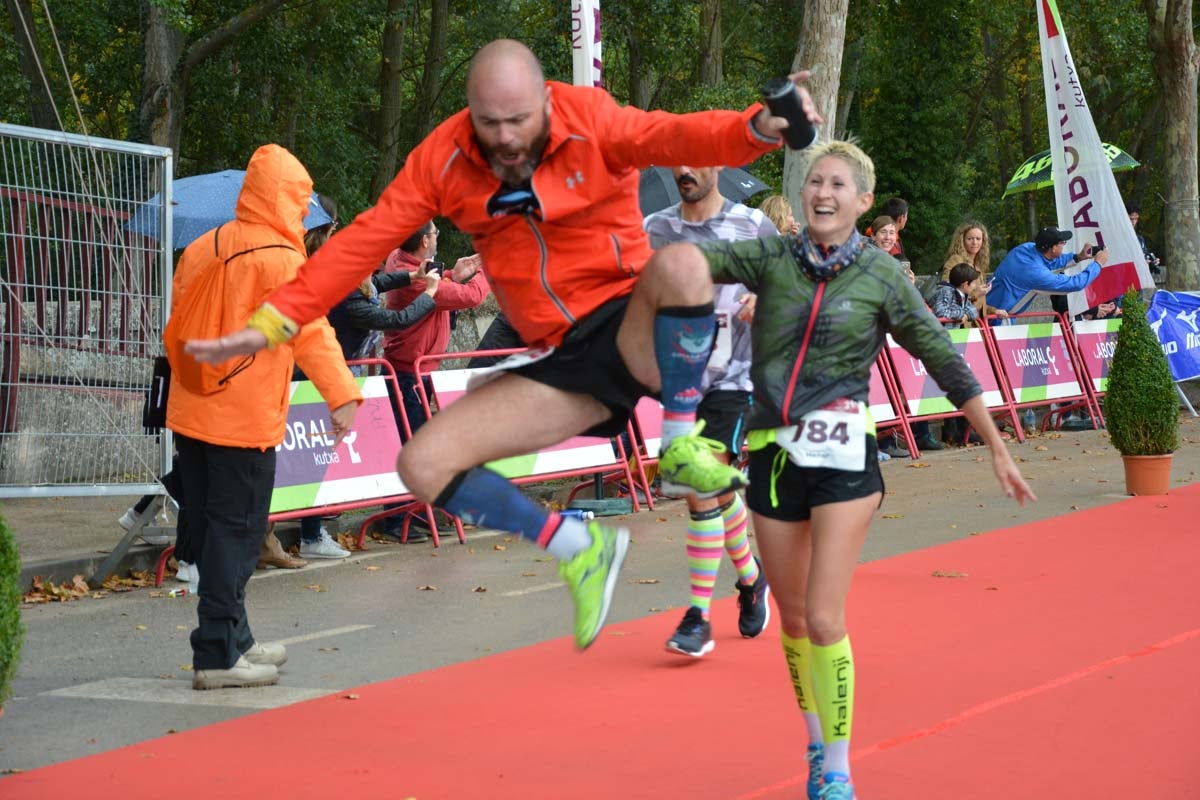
[369, 0, 407, 203]
[4, 0, 56, 129]
[699, 0, 722, 86]
[412, 0, 448, 142]
[138, 0, 291, 154]
[981, 27, 1013, 195]
[782, 0, 848, 206]
[835, 33, 865, 139]
[627, 30, 655, 110]
[1144, 0, 1200, 290]
[139, 3, 186, 151]
[1017, 70, 1038, 242]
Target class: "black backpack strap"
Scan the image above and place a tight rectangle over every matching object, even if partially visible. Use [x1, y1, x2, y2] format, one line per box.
[225, 243, 297, 265]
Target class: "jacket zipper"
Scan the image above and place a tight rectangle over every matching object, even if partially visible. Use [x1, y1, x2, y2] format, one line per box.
[780, 281, 826, 427]
[612, 234, 633, 276]
[525, 216, 575, 325]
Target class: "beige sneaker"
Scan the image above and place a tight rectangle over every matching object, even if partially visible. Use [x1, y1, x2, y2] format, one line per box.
[244, 641, 287, 667]
[192, 656, 279, 690]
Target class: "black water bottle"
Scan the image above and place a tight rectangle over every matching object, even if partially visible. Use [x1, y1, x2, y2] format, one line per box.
[760, 77, 818, 150]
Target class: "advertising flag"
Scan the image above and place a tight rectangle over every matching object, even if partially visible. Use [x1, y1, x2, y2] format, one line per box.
[571, 0, 602, 87]
[1036, 0, 1153, 317]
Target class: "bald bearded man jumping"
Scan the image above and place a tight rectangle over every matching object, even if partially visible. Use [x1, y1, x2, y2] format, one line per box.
[185, 39, 820, 651]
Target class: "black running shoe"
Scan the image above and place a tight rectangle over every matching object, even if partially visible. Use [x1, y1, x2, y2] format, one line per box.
[665, 606, 714, 657]
[736, 558, 771, 638]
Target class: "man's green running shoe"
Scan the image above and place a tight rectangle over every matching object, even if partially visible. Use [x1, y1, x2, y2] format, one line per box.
[558, 521, 630, 649]
[658, 420, 749, 499]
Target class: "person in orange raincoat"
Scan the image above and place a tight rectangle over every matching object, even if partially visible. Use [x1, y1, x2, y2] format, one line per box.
[164, 144, 361, 690]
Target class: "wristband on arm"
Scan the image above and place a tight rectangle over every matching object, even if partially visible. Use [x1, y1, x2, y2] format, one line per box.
[247, 302, 300, 346]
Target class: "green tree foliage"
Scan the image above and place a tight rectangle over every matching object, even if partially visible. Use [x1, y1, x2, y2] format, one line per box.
[0, 0, 1173, 268]
[1104, 288, 1179, 456]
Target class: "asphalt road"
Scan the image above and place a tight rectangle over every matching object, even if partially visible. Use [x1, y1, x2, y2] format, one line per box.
[4, 419, 1198, 774]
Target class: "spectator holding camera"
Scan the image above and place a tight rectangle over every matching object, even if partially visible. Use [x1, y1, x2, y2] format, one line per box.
[986, 226, 1107, 316]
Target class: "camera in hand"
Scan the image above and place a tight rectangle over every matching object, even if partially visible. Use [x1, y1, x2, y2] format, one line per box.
[760, 77, 818, 150]
[426, 261, 444, 275]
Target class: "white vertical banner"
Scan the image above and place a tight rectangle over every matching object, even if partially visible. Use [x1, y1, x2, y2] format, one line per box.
[1037, 0, 1152, 317]
[571, 0, 602, 87]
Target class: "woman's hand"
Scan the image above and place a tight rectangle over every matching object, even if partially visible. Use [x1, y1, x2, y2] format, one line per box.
[736, 293, 757, 322]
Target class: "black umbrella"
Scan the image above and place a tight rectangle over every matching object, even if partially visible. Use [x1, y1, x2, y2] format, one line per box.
[638, 166, 771, 217]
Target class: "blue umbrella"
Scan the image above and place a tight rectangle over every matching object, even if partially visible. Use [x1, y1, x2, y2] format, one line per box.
[125, 169, 333, 250]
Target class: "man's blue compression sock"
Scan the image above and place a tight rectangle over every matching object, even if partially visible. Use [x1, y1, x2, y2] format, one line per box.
[654, 303, 715, 446]
[434, 467, 590, 559]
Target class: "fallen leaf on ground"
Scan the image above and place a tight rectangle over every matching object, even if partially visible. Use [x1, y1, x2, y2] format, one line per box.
[135, 624, 148, 631]
[533, 556, 553, 563]
[418, 585, 438, 591]
[179, 665, 193, 671]
[880, 513, 904, 519]
[931, 570, 968, 578]
[344, 693, 360, 700]
[1070, 505, 1081, 510]
[318, 647, 339, 652]
[149, 591, 165, 598]
[304, 584, 327, 592]
[631, 578, 660, 584]
[906, 462, 931, 469]
[656, 517, 669, 522]
[473, 585, 488, 593]
[493, 544, 507, 551]
[521, 572, 537, 577]
[1035, 445, 1049, 451]
[175, 625, 188, 631]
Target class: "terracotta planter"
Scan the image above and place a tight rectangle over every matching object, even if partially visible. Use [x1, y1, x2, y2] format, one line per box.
[1121, 453, 1174, 496]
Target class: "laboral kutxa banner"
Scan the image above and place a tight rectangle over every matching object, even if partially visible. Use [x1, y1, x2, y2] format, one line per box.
[271, 376, 407, 514]
[1037, 0, 1153, 317]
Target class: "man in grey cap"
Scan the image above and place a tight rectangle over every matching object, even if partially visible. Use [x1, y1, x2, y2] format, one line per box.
[986, 225, 1108, 315]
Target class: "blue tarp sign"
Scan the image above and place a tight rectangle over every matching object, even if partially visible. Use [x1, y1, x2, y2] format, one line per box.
[1148, 291, 1200, 382]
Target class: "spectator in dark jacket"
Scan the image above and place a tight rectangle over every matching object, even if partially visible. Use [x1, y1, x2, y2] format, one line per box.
[287, 197, 441, 560]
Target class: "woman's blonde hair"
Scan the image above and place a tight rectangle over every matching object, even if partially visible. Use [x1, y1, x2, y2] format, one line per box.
[759, 195, 793, 233]
[801, 139, 876, 195]
[942, 221, 991, 280]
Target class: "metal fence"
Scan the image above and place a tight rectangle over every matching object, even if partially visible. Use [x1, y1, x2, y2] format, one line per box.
[0, 123, 173, 497]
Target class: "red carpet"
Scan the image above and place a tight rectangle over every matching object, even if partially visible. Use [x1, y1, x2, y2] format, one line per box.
[11, 486, 1200, 799]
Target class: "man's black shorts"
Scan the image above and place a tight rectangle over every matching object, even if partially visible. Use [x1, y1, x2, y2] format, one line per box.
[508, 296, 656, 438]
[745, 435, 886, 522]
[698, 389, 752, 454]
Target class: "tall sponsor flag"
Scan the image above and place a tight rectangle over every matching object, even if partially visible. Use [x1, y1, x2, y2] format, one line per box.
[1037, 0, 1153, 317]
[571, 0, 602, 87]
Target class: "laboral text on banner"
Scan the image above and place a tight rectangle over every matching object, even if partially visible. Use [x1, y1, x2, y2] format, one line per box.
[1037, 0, 1153, 317]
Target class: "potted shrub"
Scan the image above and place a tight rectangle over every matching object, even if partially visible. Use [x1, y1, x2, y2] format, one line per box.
[0, 514, 23, 718]
[1103, 287, 1180, 494]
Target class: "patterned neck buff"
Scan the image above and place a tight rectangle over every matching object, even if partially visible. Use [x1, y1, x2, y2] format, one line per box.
[793, 228, 866, 281]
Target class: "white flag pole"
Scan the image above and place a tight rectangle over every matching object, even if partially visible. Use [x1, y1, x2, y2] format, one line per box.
[571, 0, 602, 87]
[1036, 0, 1153, 317]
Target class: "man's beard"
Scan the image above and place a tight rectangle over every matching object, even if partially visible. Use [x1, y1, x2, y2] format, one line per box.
[485, 113, 550, 185]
